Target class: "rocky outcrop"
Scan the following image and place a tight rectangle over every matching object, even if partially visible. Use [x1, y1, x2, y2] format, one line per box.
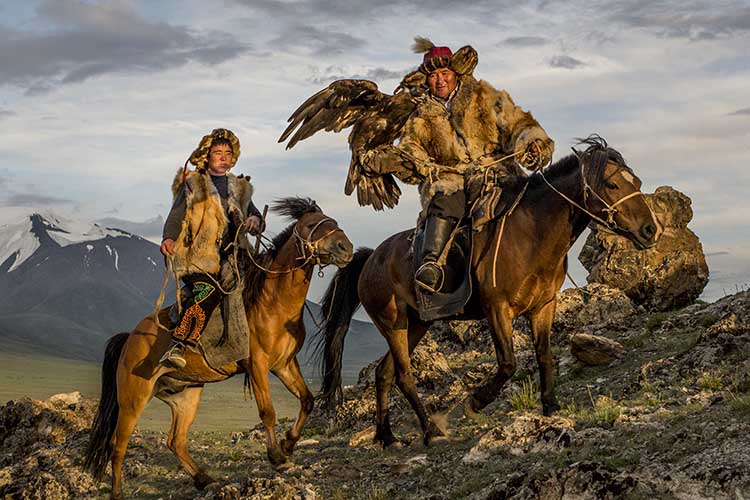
[462, 414, 575, 464]
[579, 186, 708, 311]
[570, 333, 625, 365]
[554, 284, 636, 333]
[0, 394, 99, 499]
[194, 477, 319, 500]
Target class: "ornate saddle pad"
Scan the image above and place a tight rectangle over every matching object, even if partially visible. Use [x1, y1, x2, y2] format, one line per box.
[168, 286, 249, 371]
[413, 223, 473, 322]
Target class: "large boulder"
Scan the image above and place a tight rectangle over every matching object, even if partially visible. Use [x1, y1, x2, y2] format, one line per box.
[554, 283, 636, 332]
[579, 186, 708, 311]
[570, 333, 625, 365]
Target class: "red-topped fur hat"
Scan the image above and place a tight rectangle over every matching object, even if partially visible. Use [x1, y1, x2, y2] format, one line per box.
[412, 37, 478, 76]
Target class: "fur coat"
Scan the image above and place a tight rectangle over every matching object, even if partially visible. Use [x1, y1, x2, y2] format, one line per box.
[371, 75, 554, 208]
[169, 169, 254, 279]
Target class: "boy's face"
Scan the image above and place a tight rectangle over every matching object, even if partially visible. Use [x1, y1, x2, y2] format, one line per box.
[207, 143, 233, 176]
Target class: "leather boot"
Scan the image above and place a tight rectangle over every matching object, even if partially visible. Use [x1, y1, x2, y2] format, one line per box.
[415, 216, 455, 293]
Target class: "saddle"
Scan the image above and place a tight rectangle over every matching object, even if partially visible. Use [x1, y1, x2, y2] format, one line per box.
[412, 183, 525, 322]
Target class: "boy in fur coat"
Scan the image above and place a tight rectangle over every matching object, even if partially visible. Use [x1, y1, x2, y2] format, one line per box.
[159, 128, 263, 368]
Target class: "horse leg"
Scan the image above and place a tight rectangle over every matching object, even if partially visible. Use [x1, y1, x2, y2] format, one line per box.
[110, 373, 156, 500]
[273, 358, 314, 456]
[375, 317, 432, 447]
[469, 302, 516, 413]
[374, 352, 398, 447]
[249, 356, 286, 466]
[158, 386, 215, 490]
[530, 301, 560, 415]
[383, 316, 445, 447]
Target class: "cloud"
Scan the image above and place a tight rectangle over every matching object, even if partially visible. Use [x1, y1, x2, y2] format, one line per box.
[268, 24, 366, 56]
[308, 65, 408, 85]
[0, 0, 250, 92]
[3, 193, 75, 207]
[729, 107, 750, 115]
[549, 54, 586, 69]
[502, 36, 551, 47]
[0, 109, 15, 119]
[607, 1, 750, 40]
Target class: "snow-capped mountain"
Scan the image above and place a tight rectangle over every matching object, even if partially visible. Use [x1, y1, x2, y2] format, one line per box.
[0, 208, 147, 273]
[0, 209, 384, 367]
[0, 209, 169, 360]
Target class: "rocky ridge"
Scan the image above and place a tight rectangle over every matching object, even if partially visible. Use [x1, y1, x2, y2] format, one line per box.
[3, 290, 749, 499]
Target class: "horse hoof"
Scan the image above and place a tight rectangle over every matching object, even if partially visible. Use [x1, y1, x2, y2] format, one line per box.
[543, 402, 561, 416]
[385, 439, 406, 450]
[267, 448, 287, 467]
[426, 435, 450, 447]
[463, 398, 482, 420]
[280, 438, 295, 456]
[376, 434, 407, 450]
[275, 461, 295, 472]
[193, 470, 215, 490]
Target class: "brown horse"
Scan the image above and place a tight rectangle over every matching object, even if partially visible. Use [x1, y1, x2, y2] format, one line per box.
[84, 198, 353, 500]
[317, 136, 662, 447]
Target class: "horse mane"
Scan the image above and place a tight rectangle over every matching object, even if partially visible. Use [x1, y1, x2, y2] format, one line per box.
[523, 133, 632, 200]
[242, 197, 322, 309]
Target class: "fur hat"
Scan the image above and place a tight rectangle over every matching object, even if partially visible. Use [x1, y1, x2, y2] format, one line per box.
[188, 128, 241, 169]
[412, 37, 478, 76]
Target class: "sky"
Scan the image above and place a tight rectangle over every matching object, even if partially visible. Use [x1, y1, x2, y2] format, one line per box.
[1, 0, 748, 302]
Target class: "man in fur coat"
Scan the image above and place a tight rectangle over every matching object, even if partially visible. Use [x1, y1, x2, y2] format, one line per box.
[159, 128, 263, 368]
[373, 39, 555, 293]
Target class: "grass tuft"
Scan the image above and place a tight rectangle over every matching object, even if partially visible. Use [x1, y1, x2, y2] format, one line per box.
[509, 377, 538, 412]
[697, 371, 724, 391]
[728, 390, 750, 415]
[645, 312, 668, 333]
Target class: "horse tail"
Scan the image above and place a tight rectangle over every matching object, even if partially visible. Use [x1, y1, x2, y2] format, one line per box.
[84, 332, 129, 481]
[315, 247, 373, 411]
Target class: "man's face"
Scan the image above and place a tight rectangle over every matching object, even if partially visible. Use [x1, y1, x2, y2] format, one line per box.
[207, 143, 233, 176]
[427, 67, 458, 100]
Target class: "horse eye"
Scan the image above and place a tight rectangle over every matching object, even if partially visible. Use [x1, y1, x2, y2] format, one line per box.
[605, 182, 618, 190]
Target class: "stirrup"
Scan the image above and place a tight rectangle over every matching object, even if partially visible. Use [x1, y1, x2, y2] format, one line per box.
[159, 342, 186, 369]
[415, 261, 445, 294]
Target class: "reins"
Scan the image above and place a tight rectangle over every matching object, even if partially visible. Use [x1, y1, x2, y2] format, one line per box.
[244, 217, 343, 277]
[538, 158, 646, 232]
[151, 215, 344, 331]
[538, 154, 647, 298]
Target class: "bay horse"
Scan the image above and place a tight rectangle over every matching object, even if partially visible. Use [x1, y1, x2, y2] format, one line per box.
[84, 198, 353, 500]
[317, 136, 662, 447]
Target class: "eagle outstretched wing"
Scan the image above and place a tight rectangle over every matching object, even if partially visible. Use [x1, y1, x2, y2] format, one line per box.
[279, 79, 423, 210]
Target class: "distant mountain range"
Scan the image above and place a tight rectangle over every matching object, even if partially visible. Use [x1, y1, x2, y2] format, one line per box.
[0, 210, 385, 376]
[96, 215, 165, 240]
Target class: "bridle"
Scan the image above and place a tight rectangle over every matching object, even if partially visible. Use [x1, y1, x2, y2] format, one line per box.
[246, 216, 345, 277]
[539, 152, 646, 233]
[292, 217, 345, 271]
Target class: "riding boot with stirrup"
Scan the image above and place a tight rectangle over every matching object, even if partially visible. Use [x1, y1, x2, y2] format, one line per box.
[160, 339, 187, 369]
[415, 215, 455, 293]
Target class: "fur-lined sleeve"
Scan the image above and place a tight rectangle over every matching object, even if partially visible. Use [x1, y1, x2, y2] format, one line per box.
[495, 90, 554, 167]
[362, 115, 445, 185]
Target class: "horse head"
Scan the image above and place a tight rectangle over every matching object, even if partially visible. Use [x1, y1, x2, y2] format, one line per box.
[272, 197, 353, 268]
[575, 136, 663, 249]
